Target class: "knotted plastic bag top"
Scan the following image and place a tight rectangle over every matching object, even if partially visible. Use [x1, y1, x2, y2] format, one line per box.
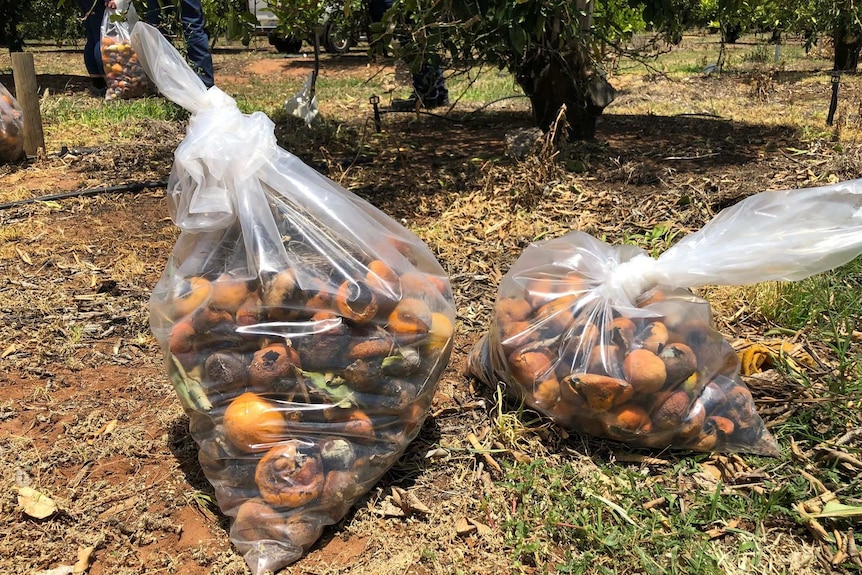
[133, 23, 455, 575]
[468, 178, 862, 456]
[101, 4, 155, 100]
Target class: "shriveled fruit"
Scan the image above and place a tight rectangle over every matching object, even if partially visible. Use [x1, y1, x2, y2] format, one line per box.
[659, 342, 698, 388]
[603, 403, 652, 438]
[336, 279, 379, 323]
[651, 390, 690, 431]
[622, 348, 667, 394]
[566, 373, 633, 412]
[171, 276, 212, 318]
[232, 499, 323, 554]
[247, 342, 300, 389]
[255, 441, 325, 508]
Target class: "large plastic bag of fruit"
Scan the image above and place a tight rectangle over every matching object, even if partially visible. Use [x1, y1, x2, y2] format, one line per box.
[100, 3, 155, 100]
[468, 178, 862, 456]
[0, 82, 24, 163]
[132, 23, 455, 574]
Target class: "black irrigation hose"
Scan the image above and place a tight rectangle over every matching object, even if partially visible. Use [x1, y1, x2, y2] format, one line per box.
[0, 180, 167, 211]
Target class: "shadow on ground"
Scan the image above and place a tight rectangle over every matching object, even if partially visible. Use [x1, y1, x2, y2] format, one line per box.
[272, 105, 803, 222]
[0, 72, 94, 96]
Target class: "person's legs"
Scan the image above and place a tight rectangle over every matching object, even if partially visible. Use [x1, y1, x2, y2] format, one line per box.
[179, 0, 214, 88]
[144, 0, 163, 27]
[369, 0, 393, 23]
[77, 0, 106, 91]
[412, 54, 447, 106]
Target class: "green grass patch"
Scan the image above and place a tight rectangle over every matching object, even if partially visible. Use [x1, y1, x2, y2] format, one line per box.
[40, 94, 184, 146]
[750, 257, 862, 391]
[498, 456, 805, 575]
[447, 66, 525, 105]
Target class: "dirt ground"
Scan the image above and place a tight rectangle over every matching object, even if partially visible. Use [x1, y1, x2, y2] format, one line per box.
[1, 39, 861, 575]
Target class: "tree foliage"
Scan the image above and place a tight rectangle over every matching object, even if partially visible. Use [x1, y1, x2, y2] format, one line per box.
[263, 0, 366, 45]
[791, 0, 862, 69]
[368, 0, 693, 138]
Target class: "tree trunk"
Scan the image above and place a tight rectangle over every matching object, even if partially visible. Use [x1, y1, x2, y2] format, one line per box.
[515, 44, 616, 141]
[833, 25, 861, 71]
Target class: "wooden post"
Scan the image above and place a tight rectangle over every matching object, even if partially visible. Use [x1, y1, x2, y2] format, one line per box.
[11, 52, 46, 157]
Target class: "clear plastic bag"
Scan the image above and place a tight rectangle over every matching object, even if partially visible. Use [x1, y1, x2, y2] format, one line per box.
[284, 71, 319, 126]
[131, 23, 455, 574]
[101, 4, 156, 100]
[468, 178, 862, 456]
[0, 82, 24, 163]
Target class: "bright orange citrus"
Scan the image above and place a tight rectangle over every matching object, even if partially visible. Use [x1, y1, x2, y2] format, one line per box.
[223, 392, 285, 453]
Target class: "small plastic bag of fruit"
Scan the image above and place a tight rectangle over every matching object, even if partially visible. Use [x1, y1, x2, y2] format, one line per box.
[0, 82, 25, 164]
[100, 3, 155, 100]
[467, 178, 862, 456]
[132, 23, 455, 574]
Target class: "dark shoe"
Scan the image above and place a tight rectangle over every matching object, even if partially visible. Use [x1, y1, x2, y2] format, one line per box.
[88, 85, 107, 98]
[391, 94, 421, 111]
[424, 96, 450, 109]
[391, 93, 449, 111]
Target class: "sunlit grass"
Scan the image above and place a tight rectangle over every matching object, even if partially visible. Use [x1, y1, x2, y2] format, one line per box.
[40, 93, 183, 147]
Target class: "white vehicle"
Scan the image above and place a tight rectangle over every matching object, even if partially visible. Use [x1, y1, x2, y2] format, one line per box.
[247, 0, 358, 54]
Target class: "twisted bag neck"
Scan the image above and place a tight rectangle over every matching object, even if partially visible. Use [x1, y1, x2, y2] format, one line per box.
[170, 90, 278, 231]
[597, 253, 659, 306]
[130, 23, 278, 231]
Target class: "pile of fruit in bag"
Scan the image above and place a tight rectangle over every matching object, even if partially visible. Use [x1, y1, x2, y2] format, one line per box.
[101, 6, 155, 100]
[0, 82, 24, 163]
[132, 23, 455, 574]
[468, 178, 862, 456]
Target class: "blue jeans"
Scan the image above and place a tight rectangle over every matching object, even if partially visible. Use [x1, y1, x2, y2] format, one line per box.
[77, 0, 105, 77]
[146, 0, 214, 88]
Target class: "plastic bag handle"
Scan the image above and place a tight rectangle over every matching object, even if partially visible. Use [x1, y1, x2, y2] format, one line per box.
[131, 22, 228, 113]
[608, 179, 862, 295]
[130, 22, 280, 237]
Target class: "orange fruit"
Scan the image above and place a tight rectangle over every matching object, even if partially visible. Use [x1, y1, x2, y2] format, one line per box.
[223, 392, 285, 453]
[603, 403, 652, 437]
[424, 312, 454, 353]
[171, 276, 211, 318]
[387, 297, 432, 336]
[496, 296, 532, 325]
[622, 348, 667, 394]
[398, 271, 439, 303]
[209, 273, 250, 313]
[508, 348, 555, 388]
[636, 321, 668, 354]
[367, 259, 398, 289]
